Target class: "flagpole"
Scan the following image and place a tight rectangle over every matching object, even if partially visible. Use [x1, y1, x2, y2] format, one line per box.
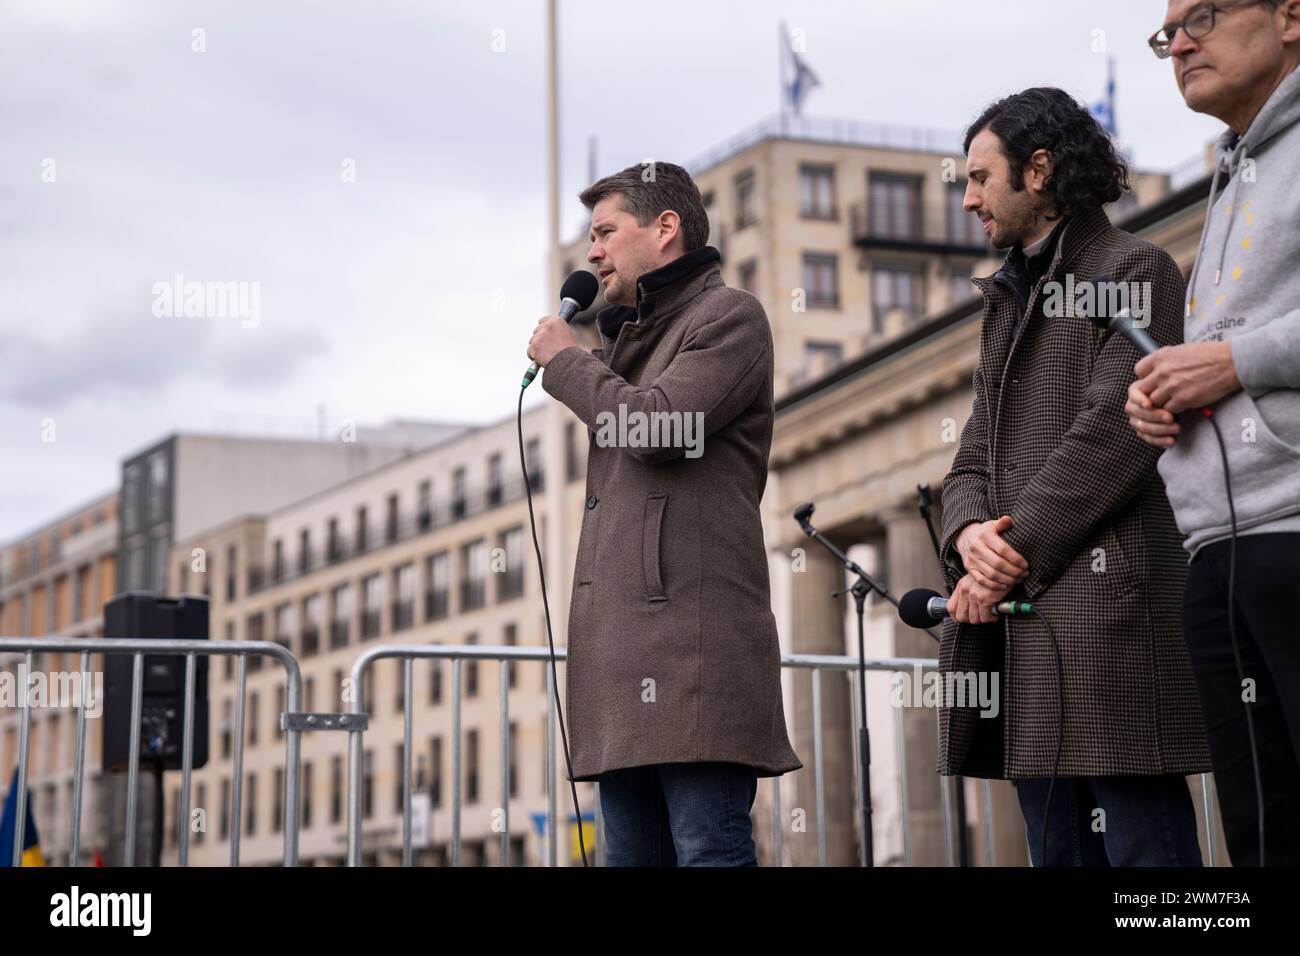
[778, 22, 787, 131]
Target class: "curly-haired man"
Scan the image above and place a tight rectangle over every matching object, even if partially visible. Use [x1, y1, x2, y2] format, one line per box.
[937, 87, 1210, 866]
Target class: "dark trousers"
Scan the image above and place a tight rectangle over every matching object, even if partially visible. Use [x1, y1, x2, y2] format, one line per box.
[1014, 774, 1202, 866]
[598, 762, 758, 867]
[1183, 531, 1300, 866]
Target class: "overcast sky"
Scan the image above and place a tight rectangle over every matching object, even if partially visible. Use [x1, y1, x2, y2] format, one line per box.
[0, 0, 1224, 541]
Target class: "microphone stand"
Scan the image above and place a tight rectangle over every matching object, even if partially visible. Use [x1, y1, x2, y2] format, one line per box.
[793, 503, 939, 869]
[916, 484, 970, 868]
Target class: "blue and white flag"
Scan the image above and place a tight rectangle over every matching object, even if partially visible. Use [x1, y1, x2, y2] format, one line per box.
[1090, 56, 1118, 136]
[781, 23, 820, 116]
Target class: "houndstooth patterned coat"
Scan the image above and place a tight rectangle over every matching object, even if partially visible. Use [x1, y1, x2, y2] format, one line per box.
[937, 204, 1212, 779]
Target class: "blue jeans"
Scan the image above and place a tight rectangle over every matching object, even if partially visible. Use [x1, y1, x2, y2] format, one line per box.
[598, 762, 759, 866]
[1014, 774, 1203, 866]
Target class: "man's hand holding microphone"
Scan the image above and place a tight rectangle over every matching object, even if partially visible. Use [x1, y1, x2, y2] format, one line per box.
[949, 515, 1030, 624]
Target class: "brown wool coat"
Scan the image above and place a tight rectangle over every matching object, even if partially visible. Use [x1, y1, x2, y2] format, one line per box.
[541, 246, 803, 782]
[938, 205, 1212, 779]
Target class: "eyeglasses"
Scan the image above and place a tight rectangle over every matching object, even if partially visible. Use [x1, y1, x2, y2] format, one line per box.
[1149, 0, 1272, 58]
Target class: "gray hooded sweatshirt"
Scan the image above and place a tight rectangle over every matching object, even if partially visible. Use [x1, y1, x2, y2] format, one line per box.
[1157, 65, 1300, 557]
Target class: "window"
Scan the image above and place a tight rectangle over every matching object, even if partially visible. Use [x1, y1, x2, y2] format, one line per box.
[220, 778, 231, 839]
[246, 613, 264, 671]
[872, 262, 926, 333]
[802, 253, 839, 308]
[362, 750, 374, 820]
[735, 170, 758, 229]
[298, 528, 312, 575]
[301, 594, 322, 657]
[273, 767, 284, 833]
[525, 438, 543, 491]
[72, 565, 90, 622]
[147, 451, 168, 521]
[508, 721, 518, 798]
[306, 676, 315, 712]
[460, 540, 487, 611]
[565, 422, 580, 483]
[302, 763, 313, 829]
[221, 698, 232, 759]
[246, 773, 257, 836]
[425, 552, 450, 621]
[487, 454, 503, 506]
[274, 602, 294, 652]
[395, 659, 407, 714]
[504, 622, 518, 690]
[868, 173, 922, 240]
[330, 584, 352, 648]
[122, 465, 140, 534]
[272, 539, 284, 582]
[430, 737, 443, 808]
[737, 258, 758, 295]
[355, 506, 368, 553]
[429, 647, 443, 706]
[452, 468, 467, 519]
[330, 755, 343, 824]
[226, 545, 237, 602]
[465, 632, 479, 698]
[248, 692, 259, 746]
[418, 481, 433, 530]
[497, 527, 524, 601]
[947, 181, 984, 246]
[327, 519, 341, 563]
[799, 163, 836, 219]
[394, 743, 405, 812]
[224, 621, 234, 678]
[386, 493, 399, 543]
[392, 563, 415, 631]
[466, 730, 479, 804]
[362, 574, 384, 639]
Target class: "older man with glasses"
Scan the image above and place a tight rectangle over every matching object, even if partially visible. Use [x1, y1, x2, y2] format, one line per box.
[1129, 0, 1300, 865]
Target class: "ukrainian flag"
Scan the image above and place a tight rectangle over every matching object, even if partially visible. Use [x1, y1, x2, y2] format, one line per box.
[0, 768, 46, 867]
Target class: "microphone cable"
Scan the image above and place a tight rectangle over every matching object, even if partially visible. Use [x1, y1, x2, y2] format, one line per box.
[1026, 605, 1063, 868]
[1204, 409, 1263, 865]
[517, 385, 589, 867]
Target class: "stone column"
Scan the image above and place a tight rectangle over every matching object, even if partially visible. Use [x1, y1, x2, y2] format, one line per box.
[882, 505, 948, 865]
[785, 538, 857, 866]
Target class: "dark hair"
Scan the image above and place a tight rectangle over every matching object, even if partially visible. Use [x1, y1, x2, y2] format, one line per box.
[578, 161, 709, 251]
[963, 87, 1129, 218]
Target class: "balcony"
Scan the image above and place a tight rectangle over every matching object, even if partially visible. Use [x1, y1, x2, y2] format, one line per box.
[849, 199, 991, 257]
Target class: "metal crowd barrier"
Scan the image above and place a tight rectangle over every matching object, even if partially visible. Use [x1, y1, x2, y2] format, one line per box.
[0, 637, 302, 867]
[344, 645, 1004, 867]
[1, 637, 1219, 866]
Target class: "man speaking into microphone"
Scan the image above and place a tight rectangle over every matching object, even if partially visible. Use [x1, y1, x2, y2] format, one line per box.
[938, 88, 1210, 866]
[526, 161, 801, 866]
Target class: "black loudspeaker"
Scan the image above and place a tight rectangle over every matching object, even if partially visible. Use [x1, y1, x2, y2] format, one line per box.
[102, 592, 210, 772]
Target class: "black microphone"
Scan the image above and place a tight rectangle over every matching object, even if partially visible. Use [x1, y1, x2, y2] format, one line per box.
[793, 502, 815, 533]
[522, 270, 601, 388]
[1082, 276, 1158, 356]
[897, 587, 1033, 628]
